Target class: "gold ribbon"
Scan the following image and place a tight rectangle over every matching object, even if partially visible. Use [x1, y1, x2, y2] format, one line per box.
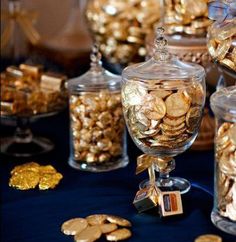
[136, 154, 173, 185]
[1, 9, 40, 49]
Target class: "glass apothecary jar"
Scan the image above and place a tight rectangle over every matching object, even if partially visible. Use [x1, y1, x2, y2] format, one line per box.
[121, 28, 206, 194]
[68, 45, 129, 172]
[210, 86, 236, 235]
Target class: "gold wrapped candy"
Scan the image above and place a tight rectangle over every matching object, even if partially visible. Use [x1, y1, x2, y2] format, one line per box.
[9, 162, 63, 190]
[0, 64, 67, 116]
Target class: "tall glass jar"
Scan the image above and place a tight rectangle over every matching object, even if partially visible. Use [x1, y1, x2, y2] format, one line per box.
[210, 86, 236, 235]
[68, 45, 129, 172]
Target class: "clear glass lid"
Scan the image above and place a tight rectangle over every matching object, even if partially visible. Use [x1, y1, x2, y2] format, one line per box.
[122, 27, 205, 82]
[68, 44, 121, 92]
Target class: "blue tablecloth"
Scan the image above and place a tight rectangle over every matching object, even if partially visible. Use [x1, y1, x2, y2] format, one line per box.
[1, 111, 235, 242]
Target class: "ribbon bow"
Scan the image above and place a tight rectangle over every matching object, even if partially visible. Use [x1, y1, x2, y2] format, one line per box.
[1, 2, 40, 49]
[208, 0, 236, 22]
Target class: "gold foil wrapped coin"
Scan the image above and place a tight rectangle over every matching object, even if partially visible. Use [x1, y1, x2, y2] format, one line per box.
[99, 223, 118, 234]
[106, 215, 131, 227]
[61, 218, 88, 235]
[86, 214, 108, 225]
[74, 225, 102, 242]
[106, 228, 132, 241]
[194, 234, 222, 242]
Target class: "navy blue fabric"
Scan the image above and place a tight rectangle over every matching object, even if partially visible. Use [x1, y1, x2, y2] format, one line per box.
[1, 110, 236, 242]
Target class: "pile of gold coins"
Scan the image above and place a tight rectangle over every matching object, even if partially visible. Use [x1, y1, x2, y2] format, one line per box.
[215, 122, 236, 221]
[194, 234, 222, 242]
[70, 90, 125, 164]
[122, 80, 204, 151]
[163, 0, 211, 36]
[86, 0, 161, 64]
[207, 20, 236, 72]
[61, 214, 132, 241]
[1, 64, 67, 116]
[9, 162, 63, 190]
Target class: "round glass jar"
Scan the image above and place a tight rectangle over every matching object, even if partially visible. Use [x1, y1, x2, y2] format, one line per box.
[85, 0, 161, 65]
[210, 86, 236, 235]
[207, 1, 236, 74]
[68, 45, 129, 172]
[121, 28, 206, 194]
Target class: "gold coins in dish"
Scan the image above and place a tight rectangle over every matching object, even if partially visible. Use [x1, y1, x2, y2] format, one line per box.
[215, 122, 236, 221]
[0, 64, 67, 116]
[86, 0, 161, 64]
[122, 81, 204, 152]
[163, 0, 211, 36]
[70, 90, 125, 165]
[61, 214, 132, 241]
[9, 162, 63, 190]
[207, 19, 236, 72]
[194, 234, 222, 242]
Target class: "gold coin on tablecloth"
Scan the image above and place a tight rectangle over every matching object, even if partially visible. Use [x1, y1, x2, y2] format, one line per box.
[86, 214, 107, 225]
[74, 225, 102, 242]
[99, 223, 118, 234]
[11, 162, 40, 175]
[194, 234, 222, 242]
[38, 172, 63, 190]
[61, 218, 88, 235]
[106, 215, 131, 227]
[165, 92, 191, 118]
[9, 170, 40, 190]
[106, 228, 132, 241]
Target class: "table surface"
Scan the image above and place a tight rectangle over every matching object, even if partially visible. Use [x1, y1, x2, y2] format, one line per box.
[1, 110, 236, 242]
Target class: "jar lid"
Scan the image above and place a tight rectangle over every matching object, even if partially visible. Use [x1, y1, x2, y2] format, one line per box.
[210, 86, 236, 122]
[122, 27, 205, 82]
[68, 45, 121, 92]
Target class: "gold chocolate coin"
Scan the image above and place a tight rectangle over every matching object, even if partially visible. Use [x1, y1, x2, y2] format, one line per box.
[229, 124, 236, 145]
[194, 234, 222, 242]
[61, 218, 88, 235]
[163, 115, 186, 126]
[74, 225, 102, 242]
[144, 97, 166, 120]
[106, 215, 131, 227]
[86, 214, 107, 225]
[106, 228, 132, 241]
[186, 107, 201, 128]
[165, 92, 191, 118]
[100, 223, 118, 234]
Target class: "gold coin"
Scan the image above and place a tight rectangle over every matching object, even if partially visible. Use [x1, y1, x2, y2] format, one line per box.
[186, 107, 202, 128]
[86, 214, 107, 225]
[106, 215, 131, 227]
[100, 223, 118, 234]
[163, 115, 186, 126]
[61, 218, 88, 235]
[229, 124, 236, 145]
[215, 38, 232, 61]
[106, 228, 132, 241]
[165, 92, 191, 118]
[74, 225, 102, 242]
[39, 172, 63, 190]
[194, 234, 222, 242]
[207, 39, 217, 59]
[144, 97, 166, 120]
[9, 170, 40, 190]
[11, 162, 40, 175]
[149, 90, 172, 99]
[160, 122, 185, 132]
[220, 58, 236, 71]
[162, 127, 186, 137]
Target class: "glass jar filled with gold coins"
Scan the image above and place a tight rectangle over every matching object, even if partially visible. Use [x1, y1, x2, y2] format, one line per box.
[68, 45, 129, 171]
[207, 1, 236, 79]
[85, 0, 161, 65]
[121, 27, 206, 194]
[210, 86, 236, 236]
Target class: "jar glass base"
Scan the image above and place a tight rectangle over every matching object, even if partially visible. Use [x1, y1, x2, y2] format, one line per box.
[68, 155, 129, 172]
[211, 210, 236, 236]
[139, 177, 191, 194]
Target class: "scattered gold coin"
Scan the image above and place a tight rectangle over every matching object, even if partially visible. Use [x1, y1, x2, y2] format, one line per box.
[74, 225, 102, 242]
[86, 214, 108, 225]
[9, 162, 63, 190]
[99, 223, 118, 234]
[61, 218, 88, 235]
[106, 228, 132, 241]
[194, 234, 222, 242]
[106, 215, 132, 227]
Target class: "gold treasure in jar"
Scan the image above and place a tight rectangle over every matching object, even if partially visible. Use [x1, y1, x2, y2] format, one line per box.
[215, 122, 236, 221]
[122, 80, 204, 152]
[86, 0, 161, 64]
[0, 64, 67, 116]
[70, 90, 125, 164]
[163, 0, 211, 36]
[207, 19, 236, 72]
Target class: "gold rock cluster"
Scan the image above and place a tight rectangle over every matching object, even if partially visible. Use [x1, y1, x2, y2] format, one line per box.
[216, 122, 236, 221]
[122, 80, 204, 152]
[86, 0, 161, 64]
[9, 162, 63, 190]
[70, 91, 125, 164]
[163, 0, 211, 36]
[61, 214, 132, 241]
[207, 19, 236, 72]
[1, 64, 67, 116]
